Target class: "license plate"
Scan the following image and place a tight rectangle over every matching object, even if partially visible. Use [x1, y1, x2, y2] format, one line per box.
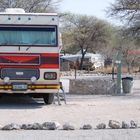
[12, 84, 27, 91]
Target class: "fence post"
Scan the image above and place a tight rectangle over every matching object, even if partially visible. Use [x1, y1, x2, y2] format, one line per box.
[116, 50, 122, 94]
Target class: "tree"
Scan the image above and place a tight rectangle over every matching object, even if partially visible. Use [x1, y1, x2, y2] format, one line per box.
[0, 0, 62, 12]
[110, 29, 139, 73]
[61, 13, 111, 70]
[108, 0, 140, 23]
[107, 0, 140, 38]
[107, 0, 140, 73]
[99, 26, 118, 65]
[120, 38, 138, 73]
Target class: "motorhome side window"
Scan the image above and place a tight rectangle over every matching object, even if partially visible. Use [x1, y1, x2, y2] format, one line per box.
[0, 26, 57, 46]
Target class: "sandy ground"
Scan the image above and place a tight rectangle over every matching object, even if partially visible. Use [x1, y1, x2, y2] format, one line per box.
[0, 79, 139, 128]
[0, 129, 140, 140]
[0, 94, 140, 128]
[0, 79, 139, 139]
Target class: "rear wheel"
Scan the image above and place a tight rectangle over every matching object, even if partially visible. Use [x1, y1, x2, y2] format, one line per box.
[43, 94, 54, 104]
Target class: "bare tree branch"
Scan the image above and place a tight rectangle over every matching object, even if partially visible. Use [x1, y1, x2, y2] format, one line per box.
[0, 0, 62, 12]
[108, 0, 140, 23]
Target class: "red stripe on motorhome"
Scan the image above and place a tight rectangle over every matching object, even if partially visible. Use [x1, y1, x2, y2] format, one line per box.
[41, 53, 59, 57]
[0, 53, 59, 56]
[0, 53, 59, 69]
[0, 64, 59, 69]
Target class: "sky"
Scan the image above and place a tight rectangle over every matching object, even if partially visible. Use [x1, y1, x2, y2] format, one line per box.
[60, 0, 119, 24]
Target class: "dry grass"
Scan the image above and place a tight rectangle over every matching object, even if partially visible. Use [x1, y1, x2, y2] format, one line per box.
[95, 66, 139, 74]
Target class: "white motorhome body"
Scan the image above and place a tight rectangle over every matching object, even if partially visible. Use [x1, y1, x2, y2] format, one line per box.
[0, 8, 60, 104]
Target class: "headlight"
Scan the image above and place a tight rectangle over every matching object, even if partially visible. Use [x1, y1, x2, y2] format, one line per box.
[31, 76, 37, 83]
[4, 77, 10, 83]
[44, 72, 57, 80]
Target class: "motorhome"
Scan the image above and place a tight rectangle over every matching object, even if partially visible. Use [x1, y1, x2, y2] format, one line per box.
[0, 8, 60, 104]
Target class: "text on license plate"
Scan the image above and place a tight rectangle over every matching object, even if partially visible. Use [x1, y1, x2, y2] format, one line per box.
[12, 84, 27, 90]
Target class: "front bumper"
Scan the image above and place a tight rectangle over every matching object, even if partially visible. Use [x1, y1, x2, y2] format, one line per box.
[0, 84, 60, 94]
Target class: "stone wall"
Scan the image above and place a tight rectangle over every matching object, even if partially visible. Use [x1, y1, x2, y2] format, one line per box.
[69, 79, 117, 95]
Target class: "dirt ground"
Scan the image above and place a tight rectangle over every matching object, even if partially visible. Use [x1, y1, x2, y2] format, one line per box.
[0, 79, 140, 139]
[1, 129, 140, 140]
[0, 79, 140, 128]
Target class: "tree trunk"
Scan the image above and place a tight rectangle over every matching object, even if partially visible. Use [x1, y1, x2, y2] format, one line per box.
[79, 47, 88, 70]
[79, 53, 85, 70]
[138, 66, 140, 72]
[127, 63, 131, 73]
[112, 64, 115, 80]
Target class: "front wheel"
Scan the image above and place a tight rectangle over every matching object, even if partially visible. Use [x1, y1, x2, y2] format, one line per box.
[43, 94, 54, 104]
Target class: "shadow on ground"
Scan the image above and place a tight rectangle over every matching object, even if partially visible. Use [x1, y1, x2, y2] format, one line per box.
[0, 95, 45, 109]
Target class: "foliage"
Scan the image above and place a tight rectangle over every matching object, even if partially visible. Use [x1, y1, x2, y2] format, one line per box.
[61, 13, 112, 69]
[0, 0, 62, 12]
[107, 0, 140, 39]
[112, 29, 139, 73]
[108, 0, 140, 23]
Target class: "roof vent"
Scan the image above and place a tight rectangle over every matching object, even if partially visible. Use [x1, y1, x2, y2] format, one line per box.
[5, 8, 25, 13]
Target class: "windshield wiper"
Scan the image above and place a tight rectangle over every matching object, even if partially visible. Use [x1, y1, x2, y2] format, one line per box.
[26, 40, 40, 51]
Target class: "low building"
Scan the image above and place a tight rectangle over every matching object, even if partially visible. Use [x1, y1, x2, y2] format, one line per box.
[60, 51, 104, 71]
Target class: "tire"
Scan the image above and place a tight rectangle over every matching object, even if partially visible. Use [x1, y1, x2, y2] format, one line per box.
[43, 94, 54, 104]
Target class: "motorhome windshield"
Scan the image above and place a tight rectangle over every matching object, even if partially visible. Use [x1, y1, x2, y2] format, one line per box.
[0, 26, 57, 46]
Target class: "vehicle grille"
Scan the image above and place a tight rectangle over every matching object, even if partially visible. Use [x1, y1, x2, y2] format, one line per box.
[1, 68, 40, 80]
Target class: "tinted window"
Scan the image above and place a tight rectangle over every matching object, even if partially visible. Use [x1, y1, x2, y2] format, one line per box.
[0, 26, 57, 46]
